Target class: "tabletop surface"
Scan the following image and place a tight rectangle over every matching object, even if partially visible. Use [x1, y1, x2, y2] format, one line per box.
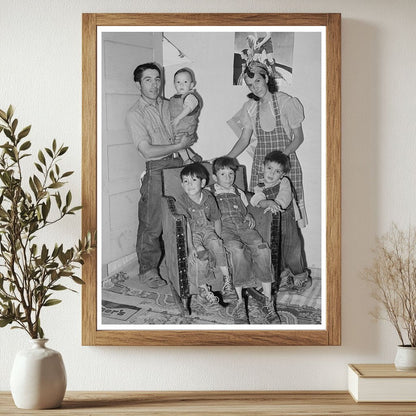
[1, 391, 416, 415]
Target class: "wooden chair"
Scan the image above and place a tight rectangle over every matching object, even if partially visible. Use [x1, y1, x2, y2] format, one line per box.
[161, 162, 281, 315]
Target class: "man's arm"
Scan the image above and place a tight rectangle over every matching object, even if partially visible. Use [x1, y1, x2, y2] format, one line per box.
[138, 134, 195, 159]
[127, 105, 196, 159]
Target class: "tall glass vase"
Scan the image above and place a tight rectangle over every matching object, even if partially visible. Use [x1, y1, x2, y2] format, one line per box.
[10, 338, 67, 409]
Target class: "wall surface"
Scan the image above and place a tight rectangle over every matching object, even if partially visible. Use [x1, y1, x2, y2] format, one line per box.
[1, 0, 416, 391]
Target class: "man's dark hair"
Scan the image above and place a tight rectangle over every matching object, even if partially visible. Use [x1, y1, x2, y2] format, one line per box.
[133, 62, 161, 83]
[264, 150, 291, 173]
[212, 157, 239, 175]
[180, 163, 209, 184]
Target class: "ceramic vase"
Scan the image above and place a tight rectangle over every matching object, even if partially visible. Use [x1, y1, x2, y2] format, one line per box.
[394, 345, 416, 371]
[10, 338, 67, 409]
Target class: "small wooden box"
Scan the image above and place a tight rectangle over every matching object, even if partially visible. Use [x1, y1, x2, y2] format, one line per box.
[348, 364, 416, 402]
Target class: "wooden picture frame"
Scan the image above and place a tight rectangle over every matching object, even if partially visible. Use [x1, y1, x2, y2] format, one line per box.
[82, 13, 341, 346]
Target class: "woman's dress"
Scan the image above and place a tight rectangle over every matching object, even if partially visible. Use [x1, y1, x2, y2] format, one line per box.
[228, 91, 308, 227]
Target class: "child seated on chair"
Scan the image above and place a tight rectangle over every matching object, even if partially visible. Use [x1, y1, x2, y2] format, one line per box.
[209, 156, 280, 324]
[250, 150, 311, 293]
[169, 67, 203, 164]
[175, 163, 234, 311]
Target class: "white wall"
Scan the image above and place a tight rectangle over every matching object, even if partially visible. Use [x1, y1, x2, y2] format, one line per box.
[1, 0, 416, 391]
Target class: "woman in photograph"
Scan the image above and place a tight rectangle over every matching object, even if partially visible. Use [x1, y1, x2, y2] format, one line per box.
[226, 61, 307, 228]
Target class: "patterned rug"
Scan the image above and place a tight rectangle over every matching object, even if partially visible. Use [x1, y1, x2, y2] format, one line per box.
[101, 267, 321, 326]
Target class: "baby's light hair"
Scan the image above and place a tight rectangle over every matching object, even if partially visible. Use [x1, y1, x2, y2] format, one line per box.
[174, 67, 196, 83]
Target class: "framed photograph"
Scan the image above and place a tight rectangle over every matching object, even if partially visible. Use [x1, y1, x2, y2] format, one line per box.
[82, 13, 341, 346]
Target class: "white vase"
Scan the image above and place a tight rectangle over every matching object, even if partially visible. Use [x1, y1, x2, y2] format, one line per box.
[394, 345, 416, 371]
[10, 338, 67, 409]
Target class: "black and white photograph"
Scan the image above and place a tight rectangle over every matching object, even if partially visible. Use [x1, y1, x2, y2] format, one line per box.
[97, 26, 325, 330]
[233, 31, 294, 87]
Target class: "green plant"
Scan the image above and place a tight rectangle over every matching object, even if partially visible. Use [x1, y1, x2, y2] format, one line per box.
[363, 223, 416, 347]
[0, 105, 94, 339]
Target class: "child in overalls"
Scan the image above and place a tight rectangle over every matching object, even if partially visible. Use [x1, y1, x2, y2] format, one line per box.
[169, 67, 203, 164]
[250, 151, 311, 293]
[175, 163, 235, 311]
[209, 156, 280, 324]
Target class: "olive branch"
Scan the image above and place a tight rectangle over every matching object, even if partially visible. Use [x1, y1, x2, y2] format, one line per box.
[0, 105, 95, 339]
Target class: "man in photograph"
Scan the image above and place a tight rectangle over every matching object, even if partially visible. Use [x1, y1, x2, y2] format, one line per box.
[126, 62, 195, 289]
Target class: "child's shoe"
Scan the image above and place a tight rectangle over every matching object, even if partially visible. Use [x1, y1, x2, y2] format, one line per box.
[183, 149, 203, 165]
[278, 269, 294, 292]
[290, 272, 312, 294]
[195, 285, 222, 311]
[232, 300, 249, 324]
[188, 148, 203, 163]
[222, 275, 237, 301]
[261, 297, 281, 324]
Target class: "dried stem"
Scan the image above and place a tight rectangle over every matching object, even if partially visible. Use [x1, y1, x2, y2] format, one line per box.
[363, 223, 416, 347]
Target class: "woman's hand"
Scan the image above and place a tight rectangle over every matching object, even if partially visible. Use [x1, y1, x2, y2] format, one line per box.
[283, 126, 304, 155]
[227, 127, 253, 159]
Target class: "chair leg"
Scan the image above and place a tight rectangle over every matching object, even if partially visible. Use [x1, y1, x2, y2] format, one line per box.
[270, 212, 282, 289]
[169, 281, 190, 317]
[246, 287, 266, 305]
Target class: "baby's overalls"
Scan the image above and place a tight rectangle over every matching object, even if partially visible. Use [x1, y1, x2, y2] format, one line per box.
[168, 91, 200, 138]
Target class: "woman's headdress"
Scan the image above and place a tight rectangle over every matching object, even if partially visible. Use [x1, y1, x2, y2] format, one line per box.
[245, 61, 270, 78]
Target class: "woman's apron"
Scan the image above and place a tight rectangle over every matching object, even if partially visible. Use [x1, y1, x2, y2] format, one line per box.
[251, 93, 307, 227]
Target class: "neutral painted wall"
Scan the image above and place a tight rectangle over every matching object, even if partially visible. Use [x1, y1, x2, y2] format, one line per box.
[1, 0, 416, 391]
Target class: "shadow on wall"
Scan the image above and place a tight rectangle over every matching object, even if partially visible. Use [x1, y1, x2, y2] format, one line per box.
[341, 19, 381, 355]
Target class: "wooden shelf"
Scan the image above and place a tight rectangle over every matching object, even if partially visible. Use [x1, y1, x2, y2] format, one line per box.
[2, 391, 416, 415]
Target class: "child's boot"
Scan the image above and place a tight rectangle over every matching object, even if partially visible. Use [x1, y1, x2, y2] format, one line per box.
[278, 269, 294, 292]
[222, 275, 237, 301]
[183, 148, 203, 164]
[232, 300, 249, 324]
[290, 271, 312, 294]
[261, 296, 281, 324]
[195, 284, 222, 311]
[187, 148, 203, 163]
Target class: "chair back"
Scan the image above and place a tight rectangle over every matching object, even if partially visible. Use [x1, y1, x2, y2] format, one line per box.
[162, 162, 248, 200]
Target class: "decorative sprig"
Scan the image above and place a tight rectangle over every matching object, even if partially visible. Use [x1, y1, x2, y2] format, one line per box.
[0, 105, 95, 339]
[363, 223, 416, 347]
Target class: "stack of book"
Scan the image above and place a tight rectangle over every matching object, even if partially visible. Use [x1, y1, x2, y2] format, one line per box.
[348, 364, 416, 402]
